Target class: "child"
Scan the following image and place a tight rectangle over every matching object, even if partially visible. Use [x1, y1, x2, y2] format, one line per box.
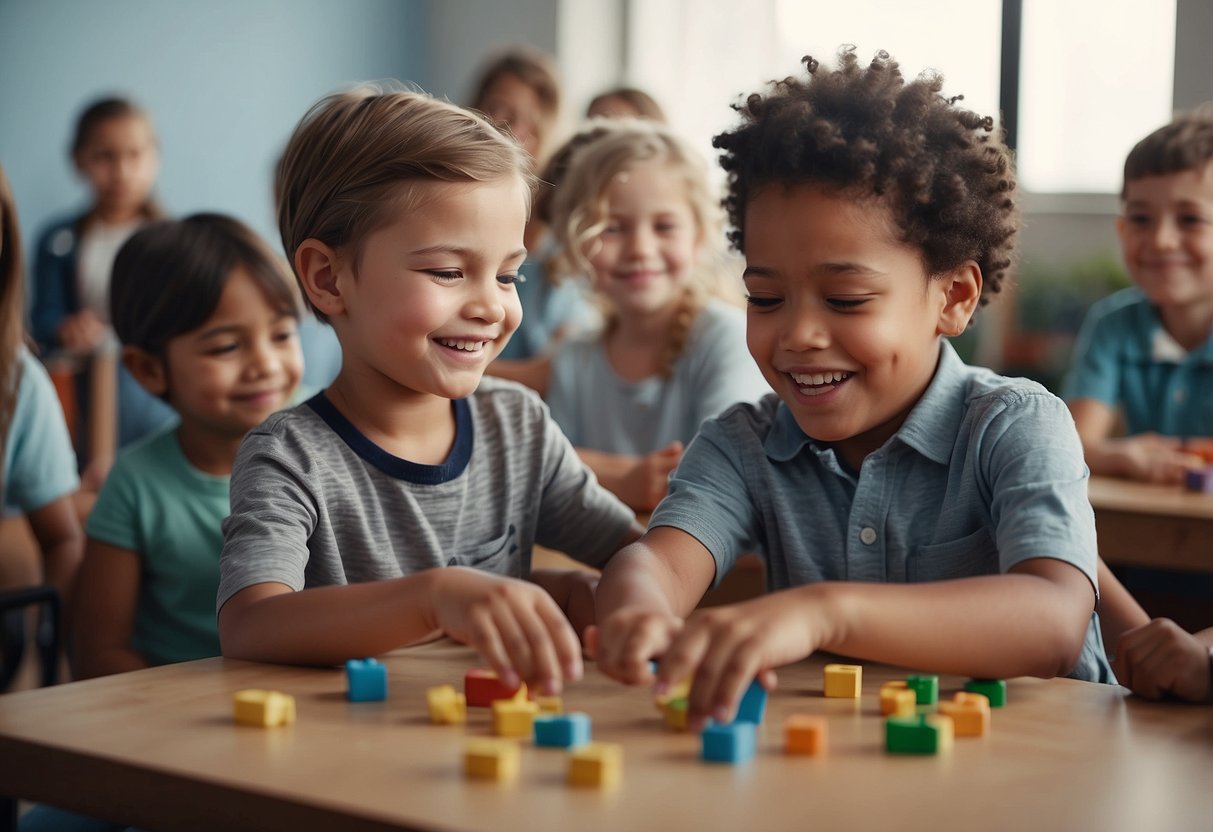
[469, 46, 562, 170]
[1065, 108, 1213, 484]
[29, 96, 176, 462]
[217, 87, 641, 695]
[1115, 618, 1213, 702]
[590, 49, 1111, 725]
[508, 120, 770, 511]
[0, 161, 83, 606]
[586, 87, 667, 122]
[71, 214, 303, 679]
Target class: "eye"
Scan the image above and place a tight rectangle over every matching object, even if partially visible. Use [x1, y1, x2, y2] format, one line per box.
[206, 343, 239, 356]
[1125, 213, 1152, 226]
[1179, 214, 1207, 226]
[497, 272, 527, 286]
[428, 270, 462, 282]
[827, 298, 868, 310]
[273, 328, 297, 343]
[745, 295, 781, 309]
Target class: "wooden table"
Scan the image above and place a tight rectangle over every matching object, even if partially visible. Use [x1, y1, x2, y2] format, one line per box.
[1, 642, 1210, 832]
[1087, 475, 1213, 573]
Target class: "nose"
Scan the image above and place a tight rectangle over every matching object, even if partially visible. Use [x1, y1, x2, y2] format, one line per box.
[464, 276, 507, 325]
[1149, 217, 1180, 251]
[246, 336, 283, 379]
[624, 226, 656, 261]
[781, 300, 831, 352]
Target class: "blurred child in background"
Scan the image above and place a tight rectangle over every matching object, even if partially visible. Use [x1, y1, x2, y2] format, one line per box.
[587, 86, 667, 122]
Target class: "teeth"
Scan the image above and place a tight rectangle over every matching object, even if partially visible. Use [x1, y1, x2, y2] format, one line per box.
[790, 371, 850, 386]
[437, 338, 486, 352]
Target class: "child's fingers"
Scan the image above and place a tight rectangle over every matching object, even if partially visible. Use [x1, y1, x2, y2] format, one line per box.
[617, 617, 677, 684]
[657, 624, 714, 721]
[489, 594, 541, 688]
[467, 606, 519, 690]
[686, 631, 757, 725]
[583, 625, 600, 660]
[532, 592, 584, 689]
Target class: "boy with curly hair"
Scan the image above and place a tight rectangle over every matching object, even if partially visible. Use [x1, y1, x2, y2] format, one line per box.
[589, 48, 1111, 724]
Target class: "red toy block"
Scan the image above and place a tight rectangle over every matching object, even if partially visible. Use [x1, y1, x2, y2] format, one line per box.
[464, 668, 523, 708]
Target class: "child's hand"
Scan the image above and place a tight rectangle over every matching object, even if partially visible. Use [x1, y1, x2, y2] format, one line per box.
[432, 567, 583, 695]
[529, 568, 599, 643]
[1106, 434, 1201, 484]
[586, 607, 685, 685]
[1114, 617, 1212, 702]
[621, 441, 683, 512]
[58, 310, 108, 353]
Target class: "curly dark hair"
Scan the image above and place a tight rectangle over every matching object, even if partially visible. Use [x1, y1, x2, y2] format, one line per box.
[713, 47, 1018, 305]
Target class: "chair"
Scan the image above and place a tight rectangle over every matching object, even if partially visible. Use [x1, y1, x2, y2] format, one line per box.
[0, 585, 61, 692]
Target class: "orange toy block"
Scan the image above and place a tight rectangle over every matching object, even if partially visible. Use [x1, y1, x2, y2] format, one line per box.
[233, 689, 296, 727]
[823, 663, 862, 698]
[492, 697, 540, 737]
[939, 691, 991, 737]
[784, 714, 828, 755]
[426, 685, 467, 725]
[880, 681, 917, 717]
[568, 742, 623, 788]
[465, 739, 520, 781]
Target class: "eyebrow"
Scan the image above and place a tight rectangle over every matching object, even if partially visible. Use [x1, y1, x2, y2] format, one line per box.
[196, 314, 292, 340]
[743, 261, 886, 279]
[410, 245, 528, 261]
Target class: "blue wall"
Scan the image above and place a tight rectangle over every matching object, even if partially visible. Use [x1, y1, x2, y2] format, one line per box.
[0, 0, 428, 254]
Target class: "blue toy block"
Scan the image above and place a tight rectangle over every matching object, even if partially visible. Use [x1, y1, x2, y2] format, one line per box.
[734, 679, 767, 724]
[533, 712, 592, 748]
[701, 720, 756, 764]
[346, 658, 387, 702]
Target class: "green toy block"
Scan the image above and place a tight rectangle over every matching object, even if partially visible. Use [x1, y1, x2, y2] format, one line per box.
[906, 674, 939, 706]
[885, 714, 952, 754]
[963, 678, 1007, 707]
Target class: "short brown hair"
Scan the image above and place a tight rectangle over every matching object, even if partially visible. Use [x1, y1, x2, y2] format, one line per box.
[470, 47, 562, 158]
[587, 87, 667, 123]
[275, 85, 535, 322]
[714, 47, 1019, 306]
[1122, 106, 1213, 197]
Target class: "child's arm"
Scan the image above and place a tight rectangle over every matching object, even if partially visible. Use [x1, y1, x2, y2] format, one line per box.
[71, 539, 146, 679]
[25, 495, 84, 610]
[578, 442, 683, 512]
[218, 566, 584, 693]
[1115, 620, 1213, 702]
[1069, 399, 1195, 484]
[1095, 557, 1149, 655]
[530, 522, 644, 640]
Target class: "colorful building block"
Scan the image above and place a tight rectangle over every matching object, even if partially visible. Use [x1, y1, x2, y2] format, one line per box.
[823, 663, 863, 698]
[940, 692, 990, 737]
[568, 742, 623, 788]
[465, 738, 520, 781]
[701, 720, 757, 764]
[534, 712, 591, 748]
[784, 715, 827, 755]
[465, 668, 524, 707]
[492, 697, 540, 737]
[345, 658, 387, 702]
[735, 679, 768, 724]
[233, 689, 296, 727]
[425, 684, 467, 724]
[662, 697, 689, 732]
[906, 674, 939, 706]
[885, 714, 953, 754]
[963, 678, 1007, 707]
[653, 677, 691, 712]
[880, 681, 917, 717]
[533, 695, 563, 715]
[1184, 466, 1213, 493]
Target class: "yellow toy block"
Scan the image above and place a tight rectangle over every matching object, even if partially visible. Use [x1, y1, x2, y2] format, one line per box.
[939, 691, 990, 737]
[653, 678, 691, 711]
[880, 681, 917, 717]
[233, 689, 296, 727]
[823, 663, 862, 698]
[662, 697, 689, 732]
[465, 739, 520, 781]
[568, 742, 623, 788]
[534, 695, 563, 714]
[492, 697, 540, 737]
[426, 685, 467, 725]
[784, 714, 827, 755]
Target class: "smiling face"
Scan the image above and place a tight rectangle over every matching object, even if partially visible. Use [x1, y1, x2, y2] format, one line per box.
[160, 267, 302, 438]
[743, 185, 976, 470]
[330, 177, 527, 404]
[585, 160, 702, 321]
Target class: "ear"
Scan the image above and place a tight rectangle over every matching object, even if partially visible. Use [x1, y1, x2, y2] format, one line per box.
[121, 345, 168, 397]
[294, 239, 349, 318]
[936, 260, 983, 337]
[1114, 213, 1128, 249]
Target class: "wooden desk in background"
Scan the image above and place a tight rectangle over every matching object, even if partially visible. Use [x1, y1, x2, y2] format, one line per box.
[1087, 475, 1213, 574]
[1, 641, 1210, 832]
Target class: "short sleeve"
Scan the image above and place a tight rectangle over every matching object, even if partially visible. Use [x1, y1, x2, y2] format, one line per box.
[1063, 299, 1124, 406]
[85, 455, 142, 551]
[4, 349, 78, 512]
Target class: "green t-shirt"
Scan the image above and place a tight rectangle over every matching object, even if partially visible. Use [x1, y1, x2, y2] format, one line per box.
[86, 427, 227, 665]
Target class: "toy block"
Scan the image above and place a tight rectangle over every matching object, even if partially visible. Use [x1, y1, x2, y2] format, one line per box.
[534, 712, 591, 748]
[533, 695, 563, 714]
[568, 742, 623, 788]
[1184, 466, 1213, 493]
[885, 714, 953, 755]
[425, 685, 467, 725]
[653, 677, 691, 711]
[735, 679, 768, 724]
[662, 697, 689, 732]
[880, 682, 917, 717]
[465, 668, 523, 707]
[823, 663, 862, 698]
[701, 720, 756, 764]
[784, 715, 827, 755]
[939, 692, 990, 737]
[492, 697, 540, 737]
[465, 738, 520, 782]
[963, 678, 1007, 707]
[906, 674, 939, 706]
[345, 658, 387, 702]
[233, 689, 296, 727]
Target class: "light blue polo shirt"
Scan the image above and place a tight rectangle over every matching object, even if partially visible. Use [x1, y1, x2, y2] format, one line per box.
[1064, 287, 1213, 436]
[650, 340, 1112, 683]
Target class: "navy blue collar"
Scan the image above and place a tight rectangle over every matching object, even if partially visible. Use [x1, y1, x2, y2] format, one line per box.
[307, 392, 473, 484]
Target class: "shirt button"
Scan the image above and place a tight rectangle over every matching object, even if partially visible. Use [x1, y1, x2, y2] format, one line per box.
[859, 527, 877, 545]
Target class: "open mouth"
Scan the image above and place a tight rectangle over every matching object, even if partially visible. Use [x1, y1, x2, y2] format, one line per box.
[789, 370, 853, 396]
[435, 338, 489, 354]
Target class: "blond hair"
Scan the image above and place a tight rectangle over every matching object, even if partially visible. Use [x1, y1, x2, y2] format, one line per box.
[275, 84, 535, 322]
